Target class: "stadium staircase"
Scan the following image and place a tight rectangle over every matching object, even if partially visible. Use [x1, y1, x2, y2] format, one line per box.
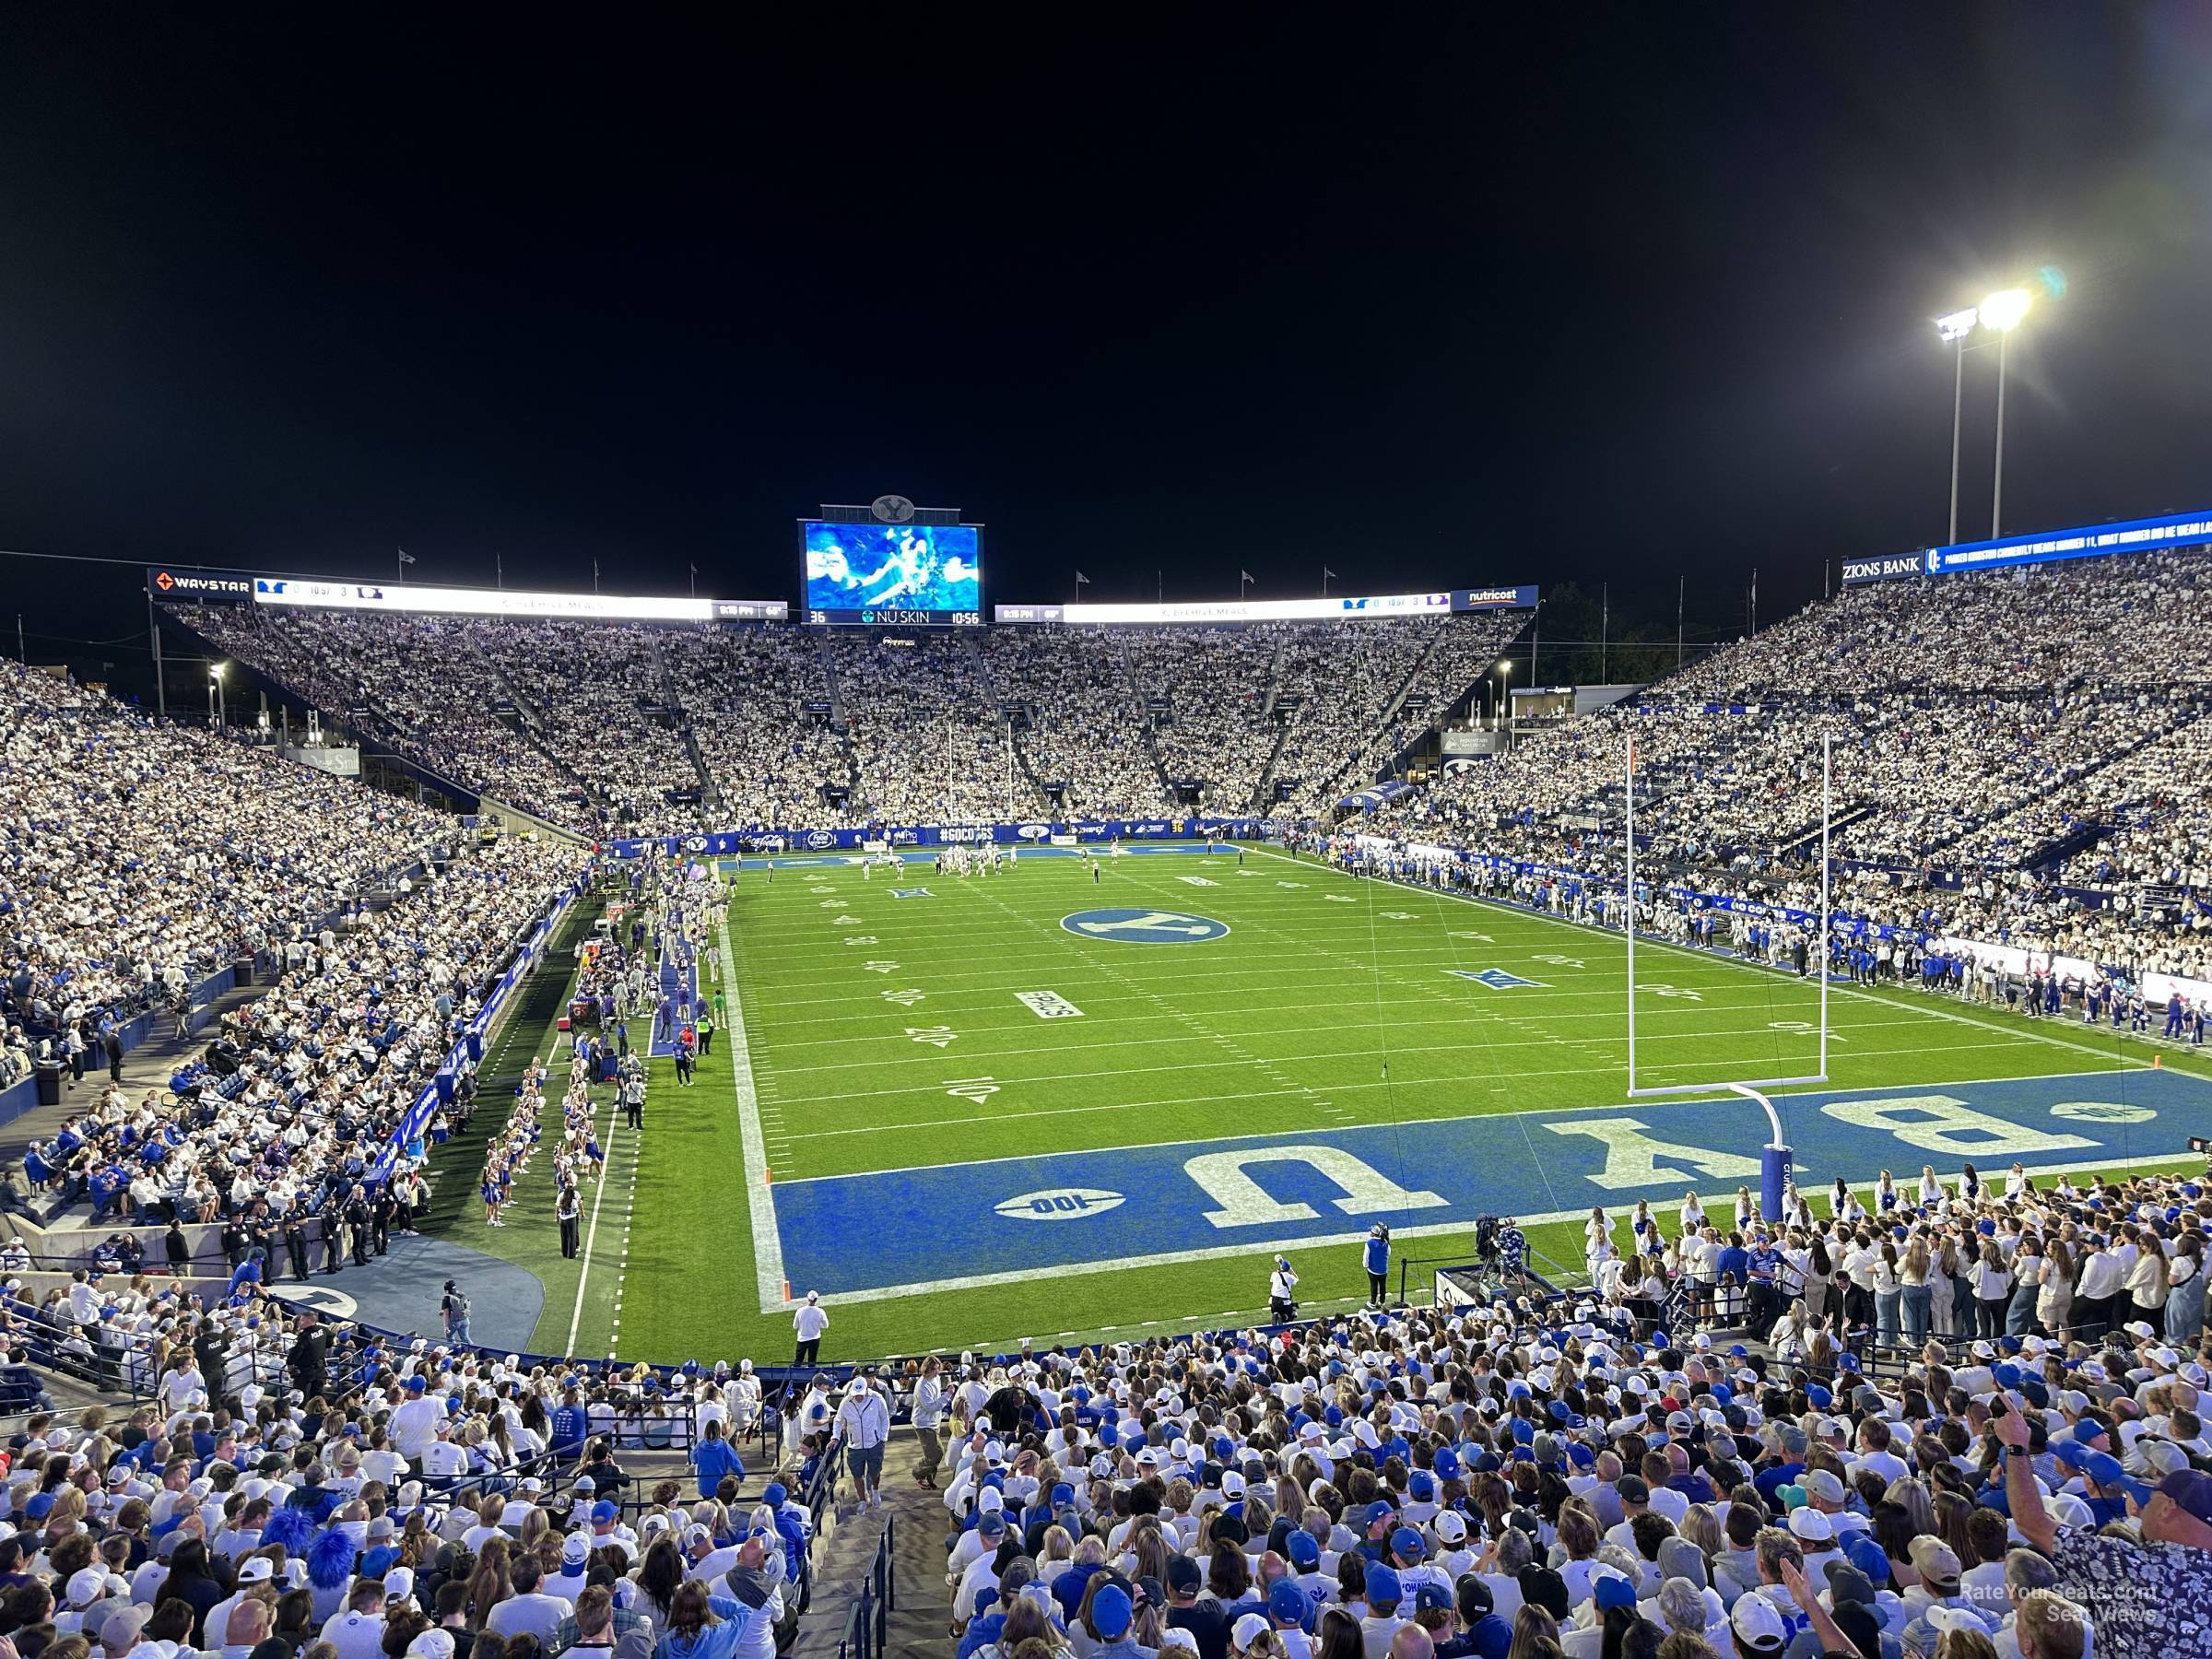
[968, 640, 1048, 818]
[483, 656, 612, 817]
[641, 632, 720, 812]
[822, 636, 847, 725]
[1110, 634, 1177, 799]
[1252, 718, 1295, 812]
[1361, 630, 1534, 802]
[1769, 799, 1877, 862]
[787, 1434, 948, 1659]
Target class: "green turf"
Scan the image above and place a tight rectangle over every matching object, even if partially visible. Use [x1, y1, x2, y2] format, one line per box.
[429, 845, 2212, 1364]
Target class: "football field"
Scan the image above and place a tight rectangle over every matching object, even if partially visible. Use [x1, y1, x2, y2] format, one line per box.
[456, 844, 2212, 1364]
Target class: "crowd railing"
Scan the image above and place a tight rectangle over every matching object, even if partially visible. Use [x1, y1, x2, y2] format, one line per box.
[836, 1519, 894, 1659]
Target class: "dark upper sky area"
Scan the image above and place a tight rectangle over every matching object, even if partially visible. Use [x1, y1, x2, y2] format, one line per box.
[3, 6, 2209, 661]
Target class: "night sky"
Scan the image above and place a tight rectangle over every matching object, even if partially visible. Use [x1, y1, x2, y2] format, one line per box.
[4, 6, 2210, 670]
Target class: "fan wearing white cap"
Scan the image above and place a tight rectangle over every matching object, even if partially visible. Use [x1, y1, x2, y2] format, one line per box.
[547, 1532, 594, 1604]
[201, 1554, 279, 1650]
[833, 1375, 891, 1512]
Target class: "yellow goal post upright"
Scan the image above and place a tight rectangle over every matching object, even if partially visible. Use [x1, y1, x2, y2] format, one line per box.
[1624, 730, 1830, 1220]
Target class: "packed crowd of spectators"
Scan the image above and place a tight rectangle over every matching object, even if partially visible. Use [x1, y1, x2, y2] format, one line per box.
[1114, 628, 1284, 813]
[658, 629, 850, 833]
[189, 609, 1519, 836]
[983, 631, 1165, 821]
[1270, 616, 1519, 819]
[478, 626, 700, 838]
[184, 611, 594, 830]
[829, 635, 1020, 826]
[20, 829, 586, 1237]
[2, 663, 453, 1092]
[933, 1161, 2212, 1659]
[1669, 547, 2212, 700]
[2039, 722, 2212, 893]
[0, 1302, 816, 1659]
[1359, 553, 2212, 979]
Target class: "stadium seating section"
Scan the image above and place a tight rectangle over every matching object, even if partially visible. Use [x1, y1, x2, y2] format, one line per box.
[3, 552, 2212, 1659]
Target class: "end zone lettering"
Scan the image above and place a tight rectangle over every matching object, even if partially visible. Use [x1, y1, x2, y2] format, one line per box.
[1016, 990, 1085, 1018]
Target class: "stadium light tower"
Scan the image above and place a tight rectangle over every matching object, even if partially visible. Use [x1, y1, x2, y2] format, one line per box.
[1495, 659, 1513, 735]
[208, 661, 228, 729]
[1932, 281, 2042, 543]
[1934, 306, 1978, 546]
[1980, 287, 2032, 537]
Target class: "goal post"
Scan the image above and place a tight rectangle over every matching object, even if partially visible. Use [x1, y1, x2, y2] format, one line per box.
[1624, 730, 1831, 1220]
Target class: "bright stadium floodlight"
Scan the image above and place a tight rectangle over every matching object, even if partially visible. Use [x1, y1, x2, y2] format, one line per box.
[1934, 306, 1979, 344]
[1979, 288, 2032, 332]
[1935, 284, 2044, 544]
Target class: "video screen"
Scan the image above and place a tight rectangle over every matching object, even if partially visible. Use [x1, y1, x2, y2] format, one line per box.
[802, 522, 982, 626]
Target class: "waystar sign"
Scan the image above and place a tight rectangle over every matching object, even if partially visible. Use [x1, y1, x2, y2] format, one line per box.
[147, 566, 256, 603]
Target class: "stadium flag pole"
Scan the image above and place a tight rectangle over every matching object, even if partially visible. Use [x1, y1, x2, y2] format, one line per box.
[1625, 732, 1636, 1095]
[1820, 728, 1832, 1078]
[148, 591, 166, 720]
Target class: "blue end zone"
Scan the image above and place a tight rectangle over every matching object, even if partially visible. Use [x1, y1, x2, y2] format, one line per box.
[771, 1068, 2212, 1301]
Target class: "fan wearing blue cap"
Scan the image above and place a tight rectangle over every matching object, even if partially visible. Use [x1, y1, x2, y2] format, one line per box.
[1285, 1530, 1332, 1605]
[1265, 1579, 1312, 1640]
[1361, 1562, 1407, 1651]
[1088, 1583, 1141, 1656]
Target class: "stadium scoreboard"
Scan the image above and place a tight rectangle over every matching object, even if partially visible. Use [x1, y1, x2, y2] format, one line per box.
[802, 521, 982, 627]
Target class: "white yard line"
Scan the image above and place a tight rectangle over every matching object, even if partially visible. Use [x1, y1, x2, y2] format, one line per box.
[716, 906, 791, 1313]
[564, 1100, 623, 1352]
[755, 1018, 1998, 1085]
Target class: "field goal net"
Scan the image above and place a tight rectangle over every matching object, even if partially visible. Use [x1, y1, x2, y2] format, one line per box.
[1622, 732, 1832, 1218]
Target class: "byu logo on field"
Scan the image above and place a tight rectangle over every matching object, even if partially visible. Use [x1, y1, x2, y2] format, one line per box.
[994, 1187, 1124, 1222]
[1062, 908, 1230, 943]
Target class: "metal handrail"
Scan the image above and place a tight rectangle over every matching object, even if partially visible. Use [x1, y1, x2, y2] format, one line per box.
[834, 1520, 894, 1659]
